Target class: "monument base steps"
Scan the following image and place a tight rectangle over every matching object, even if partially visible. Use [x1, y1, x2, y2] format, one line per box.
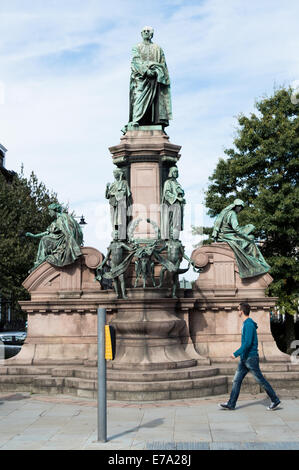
[0, 363, 298, 401]
[215, 362, 299, 396]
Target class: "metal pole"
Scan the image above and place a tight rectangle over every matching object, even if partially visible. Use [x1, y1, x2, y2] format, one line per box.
[97, 307, 107, 442]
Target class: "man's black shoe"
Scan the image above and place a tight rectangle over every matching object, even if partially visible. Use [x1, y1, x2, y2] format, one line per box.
[267, 400, 281, 411]
[218, 403, 235, 410]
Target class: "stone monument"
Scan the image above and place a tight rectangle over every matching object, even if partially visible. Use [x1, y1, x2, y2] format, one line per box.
[97, 26, 203, 373]
[0, 28, 289, 401]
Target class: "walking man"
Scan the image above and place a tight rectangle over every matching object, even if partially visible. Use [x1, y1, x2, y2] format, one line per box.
[219, 302, 281, 411]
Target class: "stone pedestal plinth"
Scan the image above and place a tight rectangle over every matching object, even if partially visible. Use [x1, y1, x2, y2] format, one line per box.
[108, 289, 197, 370]
[109, 127, 181, 239]
[1, 243, 290, 401]
[6, 248, 200, 369]
[131, 161, 160, 238]
[190, 243, 289, 363]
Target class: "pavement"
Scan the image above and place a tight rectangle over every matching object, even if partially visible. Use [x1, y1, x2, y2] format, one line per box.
[1, 391, 299, 450]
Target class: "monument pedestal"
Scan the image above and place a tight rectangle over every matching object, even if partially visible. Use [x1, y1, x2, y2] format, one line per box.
[0, 129, 290, 399]
[10, 243, 289, 369]
[109, 127, 181, 239]
[1, 250, 219, 401]
[108, 289, 197, 370]
[0, 242, 292, 400]
[4, 250, 202, 369]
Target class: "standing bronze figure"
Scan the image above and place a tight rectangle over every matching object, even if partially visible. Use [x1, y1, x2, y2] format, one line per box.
[128, 26, 172, 128]
[161, 166, 185, 240]
[105, 168, 131, 240]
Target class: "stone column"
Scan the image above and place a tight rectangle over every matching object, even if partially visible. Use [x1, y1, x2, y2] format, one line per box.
[109, 126, 181, 239]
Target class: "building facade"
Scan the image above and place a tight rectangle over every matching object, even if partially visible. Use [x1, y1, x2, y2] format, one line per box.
[0, 143, 15, 182]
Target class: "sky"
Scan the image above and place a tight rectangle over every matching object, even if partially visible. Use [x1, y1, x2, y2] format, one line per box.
[1, 0, 299, 279]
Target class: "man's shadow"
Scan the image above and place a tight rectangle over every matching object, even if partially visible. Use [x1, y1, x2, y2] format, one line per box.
[109, 418, 164, 441]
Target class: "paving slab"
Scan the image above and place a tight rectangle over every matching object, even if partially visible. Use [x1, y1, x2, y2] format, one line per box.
[1, 391, 299, 450]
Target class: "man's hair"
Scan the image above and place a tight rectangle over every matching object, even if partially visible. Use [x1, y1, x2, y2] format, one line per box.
[239, 302, 250, 316]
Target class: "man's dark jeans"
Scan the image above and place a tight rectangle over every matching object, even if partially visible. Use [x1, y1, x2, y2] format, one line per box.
[227, 356, 279, 409]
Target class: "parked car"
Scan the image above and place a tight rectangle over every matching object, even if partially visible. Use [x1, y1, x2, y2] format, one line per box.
[0, 331, 27, 359]
[0, 331, 27, 345]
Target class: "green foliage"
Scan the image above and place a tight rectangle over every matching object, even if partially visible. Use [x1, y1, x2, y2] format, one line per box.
[0, 170, 59, 305]
[202, 87, 299, 312]
[191, 225, 213, 246]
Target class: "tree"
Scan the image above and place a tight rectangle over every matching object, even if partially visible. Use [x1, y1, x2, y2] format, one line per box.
[194, 87, 299, 353]
[0, 169, 60, 324]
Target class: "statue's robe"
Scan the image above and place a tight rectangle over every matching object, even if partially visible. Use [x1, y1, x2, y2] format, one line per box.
[213, 207, 270, 278]
[161, 178, 184, 240]
[106, 179, 131, 240]
[129, 42, 172, 126]
[32, 213, 83, 270]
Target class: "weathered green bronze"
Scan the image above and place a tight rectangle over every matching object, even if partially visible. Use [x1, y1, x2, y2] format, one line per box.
[134, 242, 157, 288]
[95, 241, 135, 299]
[157, 240, 198, 298]
[161, 166, 185, 240]
[96, 29, 196, 297]
[105, 168, 131, 240]
[26, 203, 83, 272]
[127, 26, 172, 130]
[95, 236, 197, 297]
[212, 199, 271, 278]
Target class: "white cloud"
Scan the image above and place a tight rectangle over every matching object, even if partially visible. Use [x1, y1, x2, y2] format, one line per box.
[1, 0, 299, 255]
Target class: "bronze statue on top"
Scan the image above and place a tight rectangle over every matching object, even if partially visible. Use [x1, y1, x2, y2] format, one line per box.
[127, 26, 172, 130]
